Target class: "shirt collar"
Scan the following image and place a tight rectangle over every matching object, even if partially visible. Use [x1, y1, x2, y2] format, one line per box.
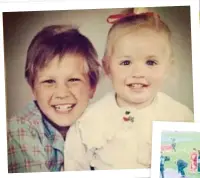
[34, 101, 65, 152]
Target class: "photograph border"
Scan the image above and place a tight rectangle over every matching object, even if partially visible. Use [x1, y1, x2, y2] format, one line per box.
[0, 0, 199, 178]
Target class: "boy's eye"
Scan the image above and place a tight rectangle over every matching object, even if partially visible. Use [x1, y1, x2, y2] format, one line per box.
[42, 79, 55, 84]
[69, 78, 81, 82]
[120, 60, 131, 66]
[146, 60, 157, 66]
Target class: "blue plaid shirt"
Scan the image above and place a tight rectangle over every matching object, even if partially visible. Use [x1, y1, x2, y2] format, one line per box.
[7, 101, 65, 173]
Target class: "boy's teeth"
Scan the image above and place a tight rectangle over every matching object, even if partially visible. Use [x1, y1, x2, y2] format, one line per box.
[54, 104, 73, 112]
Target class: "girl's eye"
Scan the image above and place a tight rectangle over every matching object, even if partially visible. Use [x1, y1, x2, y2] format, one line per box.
[146, 60, 157, 66]
[120, 60, 131, 66]
[69, 78, 81, 82]
[42, 79, 55, 84]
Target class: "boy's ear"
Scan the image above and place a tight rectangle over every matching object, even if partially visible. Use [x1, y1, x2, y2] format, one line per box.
[102, 57, 110, 76]
[29, 84, 36, 99]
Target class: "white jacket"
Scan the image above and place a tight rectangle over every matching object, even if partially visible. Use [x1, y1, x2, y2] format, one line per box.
[64, 92, 193, 170]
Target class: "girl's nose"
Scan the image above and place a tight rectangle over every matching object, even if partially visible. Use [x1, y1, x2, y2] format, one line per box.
[131, 63, 145, 78]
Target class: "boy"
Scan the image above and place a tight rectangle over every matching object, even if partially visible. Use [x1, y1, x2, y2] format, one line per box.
[7, 25, 100, 173]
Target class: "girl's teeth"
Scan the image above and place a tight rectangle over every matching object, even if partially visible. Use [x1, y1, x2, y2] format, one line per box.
[55, 105, 73, 112]
[130, 84, 143, 88]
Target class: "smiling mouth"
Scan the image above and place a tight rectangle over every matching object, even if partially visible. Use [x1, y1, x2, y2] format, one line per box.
[53, 104, 76, 113]
[127, 83, 149, 89]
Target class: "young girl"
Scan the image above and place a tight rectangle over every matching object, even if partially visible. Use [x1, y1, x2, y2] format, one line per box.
[64, 8, 193, 170]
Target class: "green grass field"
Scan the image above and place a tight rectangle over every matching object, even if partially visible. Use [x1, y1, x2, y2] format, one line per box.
[161, 131, 200, 178]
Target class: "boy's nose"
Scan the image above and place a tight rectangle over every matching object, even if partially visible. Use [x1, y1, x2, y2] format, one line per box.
[54, 84, 71, 99]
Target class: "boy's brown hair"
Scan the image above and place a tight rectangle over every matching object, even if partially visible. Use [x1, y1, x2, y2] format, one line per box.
[103, 9, 173, 74]
[25, 25, 100, 88]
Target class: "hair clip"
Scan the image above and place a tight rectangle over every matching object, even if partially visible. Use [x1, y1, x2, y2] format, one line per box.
[107, 13, 126, 24]
[107, 12, 160, 24]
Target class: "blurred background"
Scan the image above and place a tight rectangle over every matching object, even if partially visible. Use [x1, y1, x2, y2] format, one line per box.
[3, 6, 193, 118]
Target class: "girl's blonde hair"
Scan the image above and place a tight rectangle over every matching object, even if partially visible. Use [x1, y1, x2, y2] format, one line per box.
[103, 8, 173, 74]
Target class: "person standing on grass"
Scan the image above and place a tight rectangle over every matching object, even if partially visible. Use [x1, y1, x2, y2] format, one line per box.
[190, 148, 198, 173]
[160, 152, 165, 178]
[197, 150, 200, 173]
[171, 137, 176, 152]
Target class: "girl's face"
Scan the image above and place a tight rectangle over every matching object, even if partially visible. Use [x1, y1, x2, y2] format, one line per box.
[32, 54, 95, 127]
[108, 28, 172, 109]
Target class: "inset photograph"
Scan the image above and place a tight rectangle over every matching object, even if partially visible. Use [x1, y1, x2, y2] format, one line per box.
[151, 121, 200, 178]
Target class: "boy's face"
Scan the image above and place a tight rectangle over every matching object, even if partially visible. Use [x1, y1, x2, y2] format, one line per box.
[32, 54, 95, 126]
[108, 28, 171, 108]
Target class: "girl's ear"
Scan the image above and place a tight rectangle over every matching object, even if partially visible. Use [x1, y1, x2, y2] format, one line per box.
[168, 56, 175, 72]
[164, 56, 175, 80]
[169, 55, 175, 65]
